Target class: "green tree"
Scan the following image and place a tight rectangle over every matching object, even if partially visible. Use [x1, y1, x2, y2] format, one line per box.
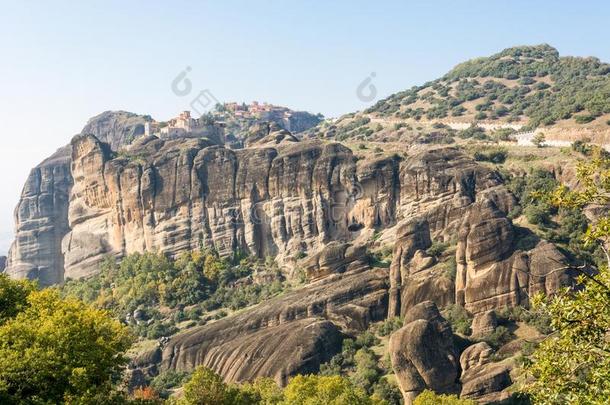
[180, 366, 256, 405]
[524, 150, 610, 403]
[413, 390, 476, 404]
[0, 274, 36, 323]
[182, 366, 235, 405]
[0, 288, 133, 404]
[240, 378, 284, 404]
[531, 132, 546, 148]
[351, 348, 381, 393]
[282, 374, 380, 405]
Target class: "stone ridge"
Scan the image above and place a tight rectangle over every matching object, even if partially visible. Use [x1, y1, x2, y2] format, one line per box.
[155, 267, 388, 385]
[6, 115, 576, 400]
[8, 130, 516, 285]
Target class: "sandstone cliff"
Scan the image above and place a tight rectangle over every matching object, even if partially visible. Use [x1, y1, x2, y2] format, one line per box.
[6, 111, 151, 284]
[6, 146, 72, 285]
[6, 112, 576, 402]
[8, 126, 520, 288]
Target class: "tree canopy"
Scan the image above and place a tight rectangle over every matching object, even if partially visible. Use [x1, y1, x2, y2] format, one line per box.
[0, 276, 133, 404]
[178, 366, 383, 405]
[524, 149, 610, 403]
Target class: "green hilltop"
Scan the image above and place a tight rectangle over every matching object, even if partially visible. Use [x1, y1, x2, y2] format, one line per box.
[367, 44, 610, 129]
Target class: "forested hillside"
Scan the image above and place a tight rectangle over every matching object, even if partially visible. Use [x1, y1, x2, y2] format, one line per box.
[370, 44, 610, 128]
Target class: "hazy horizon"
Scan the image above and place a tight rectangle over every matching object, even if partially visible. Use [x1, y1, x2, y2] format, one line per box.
[2, 0, 610, 255]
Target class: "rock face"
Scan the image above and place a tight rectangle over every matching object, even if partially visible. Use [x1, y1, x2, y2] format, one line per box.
[387, 148, 520, 318]
[160, 266, 389, 385]
[455, 200, 570, 313]
[6, 146, 73, 285]
[0, 256, 6, 273]
[388, 218, 431, 317]
[9, 133, 528, 286]
[389, 301, 459, 404]
[459, 342, 512, 403]
[80, 110, 148, 150]
[6, 111, 153, 284]
[60, 134, 365, 279]
[471, 310, 498, 338]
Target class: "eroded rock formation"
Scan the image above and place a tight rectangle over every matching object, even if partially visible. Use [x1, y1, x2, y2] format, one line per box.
[459, 342, 512, 403]
[456, 200, 570, 313]
[389, 301, 459, 404]
[5, 112, 576, 399]
[158, 266, 389, 385]
[6, 111, 151, 284]
[6, 146, 72, 285]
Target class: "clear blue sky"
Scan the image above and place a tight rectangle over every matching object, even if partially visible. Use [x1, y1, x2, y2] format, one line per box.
[1, 0, 609, 254]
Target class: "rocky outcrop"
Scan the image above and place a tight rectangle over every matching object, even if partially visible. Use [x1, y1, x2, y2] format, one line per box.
[397, 147, 516, 239]
[456, 200, 570, 313]
[459, 342, 512, 403]
[160, 266, 389, 384]
[244, 122, 299, 148]
[302, 241, 368, 281]
[9, 114, 530, 287]
[471, 310, 498, 338]
[6, 146, 73, 285]
[80, 110, 148, 150]
[59, 134, 365, 279]
[387, 148, 520, 317]
[256, 110, 322, 134]
[388, 218, 431, 317]
[6, 111, 155, 285]
[0, 256, 6, 273]
[389, 301, 459, 404]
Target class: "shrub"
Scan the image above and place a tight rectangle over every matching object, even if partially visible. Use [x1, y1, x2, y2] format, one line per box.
[492, 128, 515, 141]
[443, 256, 458, 281]
[146, 321, 178, 339]
[426, 241, 450, 257]
[414, 389, 477, 404]
[531, 133, 546, 147]
[372, 377, 403, 405]
[443, 305, 472, 336]
[355, 331, 380, 348]
[150, 370, 190, 398]
[377, 317, 403, 336]
[473, 148, 508, 164]
[483, 325, 514, 349]
[524, 202, 553, 226]
[574, 114, 595, 124]
[458, 125, 488, 140]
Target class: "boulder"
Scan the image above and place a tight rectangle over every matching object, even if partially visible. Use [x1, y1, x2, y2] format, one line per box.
[389, 301, 459, 404]
[471, 310, 498, 338]
[460, 342, 512, 403]
[302, 241, 367, 281]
